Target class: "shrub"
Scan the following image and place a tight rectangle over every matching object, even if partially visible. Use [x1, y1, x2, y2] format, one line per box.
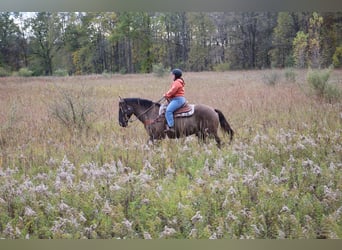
[263, 70, 281, 86]
[213, 63, 231, 72]
[332, 46, 342, 68]
[0, 67, 11, 77]
[18, 68, 33, 77]
[102, 70, 112, 78]
[306, 68, 331, 98]
[323, 84, 341, 104]
[49, 87, 95, 132]
[152, 63, 170, 77]
[306, 67, 342, 103]
[54, 68, 68, 77]
[284, 68, 297, 82]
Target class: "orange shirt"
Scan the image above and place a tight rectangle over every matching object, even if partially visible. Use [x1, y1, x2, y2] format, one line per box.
[164, 78, 185, 99]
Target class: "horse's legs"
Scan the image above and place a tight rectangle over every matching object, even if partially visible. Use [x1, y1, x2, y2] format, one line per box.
[214, 133, 222, 149]
[196, 131, 205, 144]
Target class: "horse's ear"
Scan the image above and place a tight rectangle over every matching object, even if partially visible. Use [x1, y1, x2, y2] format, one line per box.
[119, 96, 122, 100]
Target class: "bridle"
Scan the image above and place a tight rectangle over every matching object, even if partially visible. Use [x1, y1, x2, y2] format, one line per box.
[119, 98, 164, 125]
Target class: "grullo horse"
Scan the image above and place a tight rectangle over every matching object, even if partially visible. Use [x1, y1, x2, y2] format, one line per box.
[118, 98, 234, 148]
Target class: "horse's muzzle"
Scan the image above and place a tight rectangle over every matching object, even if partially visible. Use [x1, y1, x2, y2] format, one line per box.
[119, 121, 128, 127]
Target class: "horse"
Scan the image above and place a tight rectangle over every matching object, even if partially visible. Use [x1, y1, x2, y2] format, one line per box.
[118, 97, 234, 148]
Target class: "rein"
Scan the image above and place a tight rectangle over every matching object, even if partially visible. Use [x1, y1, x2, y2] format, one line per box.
[128, 100, 161, 124]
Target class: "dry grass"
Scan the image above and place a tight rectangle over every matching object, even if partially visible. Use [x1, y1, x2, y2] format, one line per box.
[0, 70, 341, 239]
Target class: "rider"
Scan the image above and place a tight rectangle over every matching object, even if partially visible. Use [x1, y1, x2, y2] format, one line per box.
[163, 68, 186, 133]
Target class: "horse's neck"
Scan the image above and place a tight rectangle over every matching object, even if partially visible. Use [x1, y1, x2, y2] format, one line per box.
[134, 105, 159, 123]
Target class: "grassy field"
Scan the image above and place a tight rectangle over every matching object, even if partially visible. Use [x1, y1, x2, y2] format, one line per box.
[0, 70, 341, 239]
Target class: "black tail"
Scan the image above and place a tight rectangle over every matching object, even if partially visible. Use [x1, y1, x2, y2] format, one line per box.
[215, 109, 234, 141]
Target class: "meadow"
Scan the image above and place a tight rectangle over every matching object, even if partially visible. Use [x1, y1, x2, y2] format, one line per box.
[0, 70, 341, 239]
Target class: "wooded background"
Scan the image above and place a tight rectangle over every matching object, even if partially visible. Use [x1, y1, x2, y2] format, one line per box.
[1, 12, 342, 76]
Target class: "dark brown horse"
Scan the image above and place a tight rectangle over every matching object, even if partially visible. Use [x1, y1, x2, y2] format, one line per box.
[118, 98, 234, 147]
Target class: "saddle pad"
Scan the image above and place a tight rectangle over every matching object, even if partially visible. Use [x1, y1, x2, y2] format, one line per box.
[159, 104, 195, 117]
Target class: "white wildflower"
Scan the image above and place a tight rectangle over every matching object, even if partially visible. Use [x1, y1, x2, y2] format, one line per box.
[141, 198, 150, 205]
[312, 165, 321, 176]
[46, 157, 57, 166]
[165, 167, 175, 178]
[296, 143, 305, 150]
[324, 186, 338, 201]
[222, 196, 229, 208]
[138, 172, 152, 184]
[143, 160, 155, 172]
[160, 226, 176, 238]
[102, 200, 112, 215]
[228, 186, 236, 196]
[335, 206, 342, 217]
[116, 160, 124, 173]
[15, 227, 21, 237]
[209, 232, 217, 239]
[143, 232, 152, 239]
[191, 211, 203, 224]
[226, 211, 237, 221]
[302, 159, 314, 167]
[24, 206, 37, 217]
[58, 201, 69, 212]
[178, 202, 185, 210]
[328, 162, 336, 172]
[251, 224, 260, 235]
[155, 185, 163, 197]
[122, 219, 133, 231]
[79, 212, 87, 223]
[196, 178, 206, 186]
[188, 228, 197, 238]
[278, 229, 286, 239]
[69, 214, 80, 229]
[4, 222, 14, 237]
[110, 183, 122, 191]
[288, 154, 296, 163]
[280, 205, 291, 213]
[35, 184, 49, 194]
[271, 175, 280, 185]
[280, 166, 286, 177]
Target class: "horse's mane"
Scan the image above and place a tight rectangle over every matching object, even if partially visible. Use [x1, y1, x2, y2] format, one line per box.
[124, 98, 160, 108]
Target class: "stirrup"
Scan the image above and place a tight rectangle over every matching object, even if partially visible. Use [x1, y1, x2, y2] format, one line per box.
[164, 126, 175, 133]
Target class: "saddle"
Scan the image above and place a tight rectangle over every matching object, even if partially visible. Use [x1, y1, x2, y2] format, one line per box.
[159, 102, 195, 117]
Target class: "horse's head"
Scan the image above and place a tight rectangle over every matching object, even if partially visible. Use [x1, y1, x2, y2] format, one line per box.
[118, 99, 134, 127]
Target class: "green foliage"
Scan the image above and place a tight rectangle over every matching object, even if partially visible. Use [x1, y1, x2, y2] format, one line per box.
[53, 69, 68, 77]
[308, 12, 323, 68]
[271, 12, 296, 67]
[263, 70, 281, 86]
[323, 83, 342, 104]
[293, 31, 308, 68]
[284, 68, 297, 82]
[306, 67, 341, 103]
[152, 63, 170, 77]
[1, 12, 342, 75]
[213, 63, 231, 72]
[0, 67, 10, 77]
[18, 68, 33, 77]
[332, 46, 342, 68]
[306, 68, 331, 98]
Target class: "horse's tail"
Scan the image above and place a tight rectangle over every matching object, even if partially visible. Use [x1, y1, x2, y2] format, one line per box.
[215, 109, 234, 141]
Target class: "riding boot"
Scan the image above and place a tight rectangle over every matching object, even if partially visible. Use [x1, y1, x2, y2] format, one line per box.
[164, 125, 175, 133]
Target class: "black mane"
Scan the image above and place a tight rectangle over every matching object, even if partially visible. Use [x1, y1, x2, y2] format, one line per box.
[124, 98, 160, 108]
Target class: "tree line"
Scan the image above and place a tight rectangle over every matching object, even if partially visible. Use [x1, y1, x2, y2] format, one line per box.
[0, 12, 342, 76]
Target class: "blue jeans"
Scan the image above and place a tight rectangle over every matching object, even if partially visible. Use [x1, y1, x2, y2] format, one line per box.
[165, 96, 186, 127]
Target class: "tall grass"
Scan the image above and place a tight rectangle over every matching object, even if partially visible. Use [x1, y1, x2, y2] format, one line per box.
[0, 71, 341, 239]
